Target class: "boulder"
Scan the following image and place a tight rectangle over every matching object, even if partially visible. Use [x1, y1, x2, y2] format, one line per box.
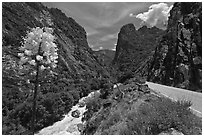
[159, 128, 184, 135]
[77, 123, 84, 133]
[78, 101, 85, 108]
[71, 110, 80, 118]
[138, 84, 150, 94]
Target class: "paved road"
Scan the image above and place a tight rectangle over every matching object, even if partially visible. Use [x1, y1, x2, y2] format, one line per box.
[146, 82, 202, 117]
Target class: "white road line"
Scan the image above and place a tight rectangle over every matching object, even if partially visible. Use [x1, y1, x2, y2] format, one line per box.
[146, 82, 201, 95]
[149, 87, 202, 117]
[159, 91, 175, 100]
[189, 107, 202, 115]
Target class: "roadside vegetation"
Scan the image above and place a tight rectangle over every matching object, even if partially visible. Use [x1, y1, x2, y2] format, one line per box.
[82, 77, 202, 135]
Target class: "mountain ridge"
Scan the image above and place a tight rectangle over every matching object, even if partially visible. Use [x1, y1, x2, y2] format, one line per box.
[112, 23, 164, 77]
[2, 2, 202, 135]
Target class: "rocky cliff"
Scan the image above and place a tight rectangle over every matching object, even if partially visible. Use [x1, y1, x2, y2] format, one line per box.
[147, 2, 202, 91]
[2, 2, 107, 81]
[2, 2, 110, 134]
[112, 24, 164, 77]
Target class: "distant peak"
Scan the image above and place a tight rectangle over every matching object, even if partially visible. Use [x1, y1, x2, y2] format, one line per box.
[140, 25, 148, 29]
[151, 26, 161, 31]
[120, 23, 136, 33]
[138, 25, 162, 33]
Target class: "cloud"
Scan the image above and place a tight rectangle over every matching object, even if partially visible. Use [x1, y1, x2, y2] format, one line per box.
[93, 46, 104, 51]
[44, 2, 173, 50]
[100, 33, 117, 42]
[111, 45, 116, 51]
[129, 13, 134, 17]
[130, 3, 173, 29]
[89, 44, 94, 48]
[85, 26, 99, 36]
[99, 46, 103, 50]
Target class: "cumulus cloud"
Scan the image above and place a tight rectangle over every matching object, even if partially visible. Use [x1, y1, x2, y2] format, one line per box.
[99, 46, 103, 50]
[89, 44, 94, 48]
[111, 45, 116, 51]
[45, 2, 164, 50]
[130, 3, 173, 29]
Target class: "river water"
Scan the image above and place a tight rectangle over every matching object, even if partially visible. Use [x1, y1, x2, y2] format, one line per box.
[36, 90, 100, 135]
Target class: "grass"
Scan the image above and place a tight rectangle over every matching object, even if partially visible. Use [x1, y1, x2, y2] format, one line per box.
[125, 97, 202, 135]
[82, 82, 202, 135]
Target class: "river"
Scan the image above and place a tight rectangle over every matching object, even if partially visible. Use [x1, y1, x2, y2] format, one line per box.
[36, 90, 100, 135]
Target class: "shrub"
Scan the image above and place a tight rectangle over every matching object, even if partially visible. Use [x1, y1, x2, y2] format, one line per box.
[82, 95, 102, 122]
[82, 80, 201, 135]
[117, 71, 134, 83]
[89, 78, 101, 90]
[124, 97, 201, 135]
[100, 112, 121, 131]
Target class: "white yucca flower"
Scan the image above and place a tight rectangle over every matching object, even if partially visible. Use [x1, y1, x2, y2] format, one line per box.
[26, 79, 30, 84]
[36, 55, 43, 61]
[31, 70, 37, 76]
[24, 50, 32, 56]
[18, 27, 58, 134]
[29, 60, 36, 66]
[19, 27, 58, 72]
[19, 56, 29, 65]
[40, 65, 46, 71]
[18, 53, 24, 57]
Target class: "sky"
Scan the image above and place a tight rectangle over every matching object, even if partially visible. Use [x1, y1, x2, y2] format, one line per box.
[44, 2, 174, 51]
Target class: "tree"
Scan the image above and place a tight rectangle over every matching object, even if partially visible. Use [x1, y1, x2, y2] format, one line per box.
[18, 27, 58, 134]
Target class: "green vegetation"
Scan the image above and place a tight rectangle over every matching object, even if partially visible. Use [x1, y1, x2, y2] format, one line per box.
[2, 51, 112, 134]
[82, 80, 202, 135]
[2, 2, 202, 135]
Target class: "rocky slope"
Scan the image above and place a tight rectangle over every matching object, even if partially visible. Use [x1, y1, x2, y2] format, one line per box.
[2, 2, 110, 134]
[112, 24, 164, 77]
[147, 2, 202, 91]
[81, 78, 202, 135]
[2, 2, 107, 81]
[94, 49, 115, 66]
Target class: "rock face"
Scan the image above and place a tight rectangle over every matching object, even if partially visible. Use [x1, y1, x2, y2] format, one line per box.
[148, 2, 202, 91]
[112, 24, 164, 77]
[2, 2, 107, 84]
